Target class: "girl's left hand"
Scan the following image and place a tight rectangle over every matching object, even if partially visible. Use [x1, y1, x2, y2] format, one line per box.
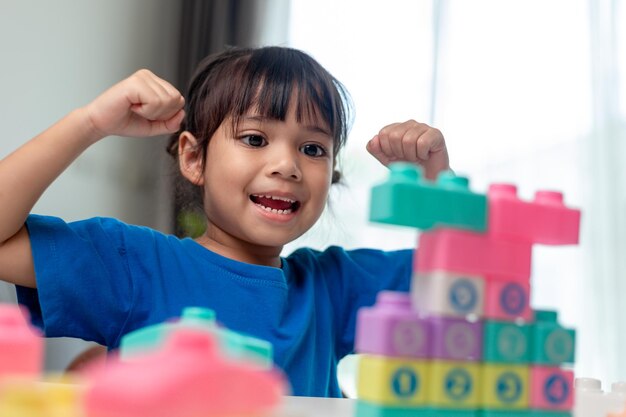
[366, 120, 450, 180]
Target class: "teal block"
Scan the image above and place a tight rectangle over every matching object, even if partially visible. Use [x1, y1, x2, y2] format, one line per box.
[483, 321, 531, 364]
[119, 306, 273, 368]
[429, 410, 477, 417]
[530, 310, 576, 365]
[478, 411, 531, 417]
[369, 163, 487, 232]
[479, 411, 569, 417]
[355, 401, 430, 417]
[355, 401, 476, 417]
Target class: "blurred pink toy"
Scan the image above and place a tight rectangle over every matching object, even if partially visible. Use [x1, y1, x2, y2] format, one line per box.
[0, 303, 43, 378]
[487, 184, 580, 245]
[83, 328, 287, 417]
[416, 228, 533, 281]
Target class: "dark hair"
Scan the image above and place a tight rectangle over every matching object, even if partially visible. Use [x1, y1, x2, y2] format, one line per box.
[167, 46, 352, 214]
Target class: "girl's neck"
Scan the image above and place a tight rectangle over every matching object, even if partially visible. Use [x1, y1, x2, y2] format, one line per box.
[194, 229, 283, 268]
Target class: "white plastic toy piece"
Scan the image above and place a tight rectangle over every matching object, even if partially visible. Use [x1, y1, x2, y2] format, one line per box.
[412, 271, 485, 318]
[573, 377, 626, 417]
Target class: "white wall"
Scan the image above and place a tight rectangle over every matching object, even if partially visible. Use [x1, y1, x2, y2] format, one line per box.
[0, 0, 181, 371]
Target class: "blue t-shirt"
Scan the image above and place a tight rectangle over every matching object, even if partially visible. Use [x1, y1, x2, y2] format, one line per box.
[16, 215, 413, 397]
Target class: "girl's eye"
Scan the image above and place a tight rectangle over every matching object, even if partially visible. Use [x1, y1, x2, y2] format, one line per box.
[300, 144, 327, 157]
[241, 135, 267, 147]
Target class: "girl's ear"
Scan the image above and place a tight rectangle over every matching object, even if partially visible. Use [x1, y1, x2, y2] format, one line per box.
[178, 131, 205, 186]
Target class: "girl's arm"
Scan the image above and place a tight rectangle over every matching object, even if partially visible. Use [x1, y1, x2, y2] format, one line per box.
[0, 70, 184, 288]
[366, 120, 450, 180]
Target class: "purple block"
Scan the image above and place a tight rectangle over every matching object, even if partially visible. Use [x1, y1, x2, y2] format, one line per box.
[355, 291, 431, 358]
[428, 316, 483, 361]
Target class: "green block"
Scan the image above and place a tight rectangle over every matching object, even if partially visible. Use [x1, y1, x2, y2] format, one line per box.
[483, 321, 531, 364]
[479, 411, 570, 417]
[355, 401, 430, 417]
[530, 310, 576, 365]
[369, 163, 487, 232]
[478, 411, 531, 417]
[119, 306, 273, 368]
[428, 410, 477, 417]
[355, 401, 476, 417]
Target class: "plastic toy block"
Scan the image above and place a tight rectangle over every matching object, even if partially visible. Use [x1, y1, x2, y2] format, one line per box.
[0, 378, 82, 417]
[427, 360, 480, 409]
[0, 304, 43, 378]
[355, 291, 431, 358]
[478, 412, 535, 417]
[529, 311, 576, 366]
[356, 401, 477, 417]
[357, 355, 429, 406]
[480, 364, 529, 409]
[369, 163, 487, 232]
[573, 377, 626, 417]
[416, 228, 533, 282]
[479, 412, 570, 417]
[83, 329, 286, 417]
[487, 184, 581, 245]
[412, 272, 485, 318]
[483, 321, 531, 364]
[355, 401, 430, 417]
[484, 280, 533, 322]
[428, 317, 483, 361]
[530, 366, 574, 410]
[119, 306, 273, 368]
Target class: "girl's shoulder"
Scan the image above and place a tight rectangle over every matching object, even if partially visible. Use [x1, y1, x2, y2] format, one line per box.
[285, 245, 414, 273]
[26, 214, 182, 253]
[28, 214, 173, 237]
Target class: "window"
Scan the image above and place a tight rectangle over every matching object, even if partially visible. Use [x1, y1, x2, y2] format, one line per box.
[288, 0, 626, 394]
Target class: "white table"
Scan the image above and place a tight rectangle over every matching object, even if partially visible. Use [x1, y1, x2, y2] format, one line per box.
[278, 396, 356, 417]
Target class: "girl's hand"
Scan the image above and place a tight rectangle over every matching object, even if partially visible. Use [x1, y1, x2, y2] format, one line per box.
[366, 120, 450, 180]
[84, 69, 185, 142]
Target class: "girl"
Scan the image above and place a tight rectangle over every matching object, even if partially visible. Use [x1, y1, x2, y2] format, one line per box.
[0, 46, 449, 397]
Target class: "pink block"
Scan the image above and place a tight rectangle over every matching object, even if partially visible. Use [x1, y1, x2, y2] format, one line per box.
[416, 228, 533, 281]
[530, 366, 574, 410]
[484, 280, 533, 322]
[488, 184, 581, 245]
[84, 329, 286, 417]
[355, 291, 431, 358]
[0, 304, 43, 377]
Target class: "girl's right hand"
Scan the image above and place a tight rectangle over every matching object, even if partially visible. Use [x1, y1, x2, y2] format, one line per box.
[84, 69, 185, 142]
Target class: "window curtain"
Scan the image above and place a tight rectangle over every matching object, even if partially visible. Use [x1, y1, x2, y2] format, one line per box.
[583, 0, 626, 386]
[175, 0, 290, 93]
[412, 0, 626, 387]
[177, 0, 258, 87]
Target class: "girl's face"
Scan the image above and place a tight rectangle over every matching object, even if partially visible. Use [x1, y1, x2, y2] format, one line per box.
[184, 102, 334, 265]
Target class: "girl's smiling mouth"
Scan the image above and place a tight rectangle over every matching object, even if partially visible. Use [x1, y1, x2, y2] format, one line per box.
[250, 194, 302, 214]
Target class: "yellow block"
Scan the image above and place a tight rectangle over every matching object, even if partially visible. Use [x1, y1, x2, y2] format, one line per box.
[357, 355, 429, 406]
[428, 360, 480, 408]
[0, 376, 83, 417]
[480, 364, 529, 409]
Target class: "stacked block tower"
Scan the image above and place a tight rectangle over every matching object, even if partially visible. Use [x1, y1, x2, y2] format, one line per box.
[355, 163, 580, 417]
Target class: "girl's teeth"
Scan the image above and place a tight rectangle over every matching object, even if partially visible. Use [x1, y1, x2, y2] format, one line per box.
[259, 194, 295, 203]
[257, 204, 293, 214]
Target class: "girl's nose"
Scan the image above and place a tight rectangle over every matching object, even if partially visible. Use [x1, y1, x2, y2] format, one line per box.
[267, 149, 302, 181]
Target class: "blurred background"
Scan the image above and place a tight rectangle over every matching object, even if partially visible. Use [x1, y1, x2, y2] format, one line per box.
[1, 0, 625, 397]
